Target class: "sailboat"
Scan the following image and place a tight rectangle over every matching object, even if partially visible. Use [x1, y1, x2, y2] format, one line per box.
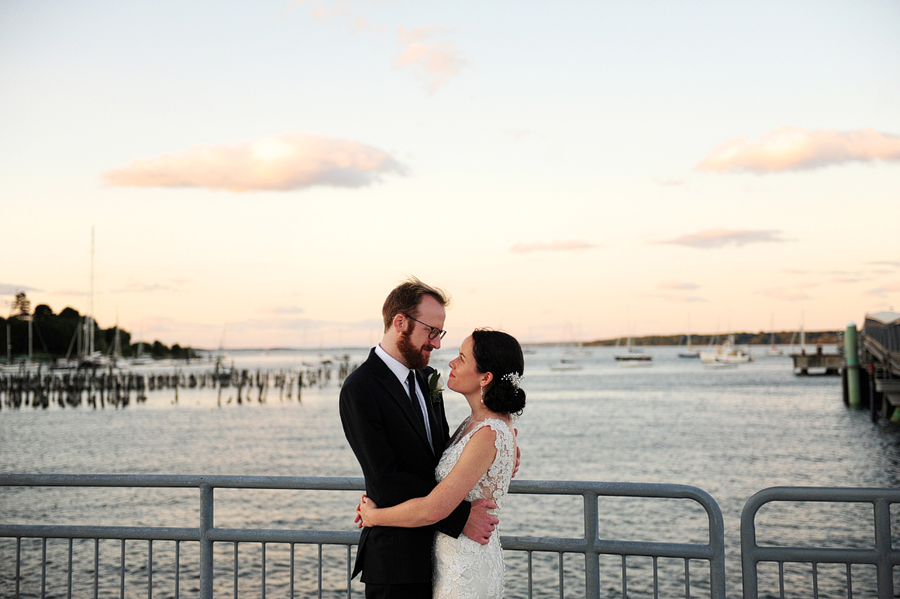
[765, 315, 783, 356]
[678, 334, 700, 358]
[78, 228, 111, 369]
[789, 323, 807, 355]
[765, 330, 783, 356]
[615, 334, 652, 362]
[678, 316, 700, 358]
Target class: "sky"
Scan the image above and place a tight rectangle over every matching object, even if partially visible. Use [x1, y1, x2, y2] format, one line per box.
[1, 1, 899, 349]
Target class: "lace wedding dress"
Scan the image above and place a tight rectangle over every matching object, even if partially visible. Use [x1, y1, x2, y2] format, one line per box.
[433, 418, 516, 599]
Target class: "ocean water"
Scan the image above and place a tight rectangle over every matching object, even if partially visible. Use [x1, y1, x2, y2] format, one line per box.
[2, 344, 899, 598]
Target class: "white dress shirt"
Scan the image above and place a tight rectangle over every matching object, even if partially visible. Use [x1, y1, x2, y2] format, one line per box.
[375, 344, 433, 446]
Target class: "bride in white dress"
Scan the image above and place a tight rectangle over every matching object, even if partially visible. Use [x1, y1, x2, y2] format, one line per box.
[357, 329, 526, 599]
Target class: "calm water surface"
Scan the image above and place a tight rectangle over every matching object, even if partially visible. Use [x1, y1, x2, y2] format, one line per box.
[2, 345, 899, 598]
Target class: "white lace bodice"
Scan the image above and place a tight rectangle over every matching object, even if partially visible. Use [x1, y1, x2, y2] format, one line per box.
[436, 418, 516, 508]
[433, 417, 515, 599]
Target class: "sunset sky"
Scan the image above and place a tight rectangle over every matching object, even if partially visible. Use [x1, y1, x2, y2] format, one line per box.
[2, 1, 898, 349]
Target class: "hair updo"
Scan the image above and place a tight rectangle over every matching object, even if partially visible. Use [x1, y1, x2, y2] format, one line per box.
[471, 328, 526, 416]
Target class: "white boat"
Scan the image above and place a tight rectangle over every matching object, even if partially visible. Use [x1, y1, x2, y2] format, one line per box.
[615, 334, 652, 362]
[765, 316, 783, 355]
[700, 335, 753, 364]
[678, 334, 700, 358]
[765, 343, 783, 357]
[550, 359, 582, 371]
[678, 315, 700, 358]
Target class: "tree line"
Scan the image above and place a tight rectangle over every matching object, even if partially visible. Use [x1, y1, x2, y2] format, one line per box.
[2, 292, 195, 363]
[583, 330, 841, 347]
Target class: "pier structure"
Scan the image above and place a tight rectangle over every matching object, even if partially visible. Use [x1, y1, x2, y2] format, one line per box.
[790, 344, 843, 375]
[857, 312, 900, 421]
[0, 356, 355, 410]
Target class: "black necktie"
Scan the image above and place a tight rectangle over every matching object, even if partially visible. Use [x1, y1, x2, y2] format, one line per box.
[406, 371, 426, 431]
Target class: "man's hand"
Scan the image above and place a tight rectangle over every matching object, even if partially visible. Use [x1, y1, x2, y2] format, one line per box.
[462, 498, 499, 545]
[511, 427, 521, 478]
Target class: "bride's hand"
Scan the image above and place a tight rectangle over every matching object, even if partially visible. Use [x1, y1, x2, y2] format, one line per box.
[356, 494, 379, 528]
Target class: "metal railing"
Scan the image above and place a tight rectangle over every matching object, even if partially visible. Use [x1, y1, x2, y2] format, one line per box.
[0, 474, 725, 599]
[741, 486, 900, 599]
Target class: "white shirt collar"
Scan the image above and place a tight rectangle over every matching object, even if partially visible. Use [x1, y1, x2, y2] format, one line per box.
[375, 343, 412, 386]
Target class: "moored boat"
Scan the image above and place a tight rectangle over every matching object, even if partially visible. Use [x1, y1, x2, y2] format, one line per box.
[699, 335, 753, 364]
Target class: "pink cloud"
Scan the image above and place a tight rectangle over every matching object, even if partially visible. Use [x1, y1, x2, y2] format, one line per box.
[658, 295, 707, 303]
[510, 240, 596, 253]
[760, 283, 818, 301]
[102, 132, 405, 192]
[659, 229, 787, 249]
[397, 26, 466, 91]
[866, 281, 900, 297]
[696, 127, 900, 173]
[658, 281, 699, 291]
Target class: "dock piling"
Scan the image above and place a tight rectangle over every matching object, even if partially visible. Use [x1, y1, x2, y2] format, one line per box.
[845, 322, 861, 408]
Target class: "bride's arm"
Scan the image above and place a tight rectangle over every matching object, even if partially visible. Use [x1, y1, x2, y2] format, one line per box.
[357, 427, 498, 528]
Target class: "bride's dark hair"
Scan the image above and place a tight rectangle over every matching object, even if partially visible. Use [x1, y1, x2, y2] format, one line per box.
[471, 329, 526, 416]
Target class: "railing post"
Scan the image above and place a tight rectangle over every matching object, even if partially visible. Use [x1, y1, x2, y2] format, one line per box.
[583, 490, 600, 599]
[873, 497, 894, 599]
[199, 483, 214, 599]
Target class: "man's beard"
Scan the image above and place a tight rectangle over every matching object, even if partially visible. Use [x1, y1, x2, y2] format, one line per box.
[398, 328, 431, 370]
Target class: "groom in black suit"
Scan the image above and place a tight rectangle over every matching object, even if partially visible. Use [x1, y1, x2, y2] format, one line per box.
[340, 278, 498, 599]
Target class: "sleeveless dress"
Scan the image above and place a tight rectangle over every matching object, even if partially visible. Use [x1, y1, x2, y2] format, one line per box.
[433, 418, 516, 599]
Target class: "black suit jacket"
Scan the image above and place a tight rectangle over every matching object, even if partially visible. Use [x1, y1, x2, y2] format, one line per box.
[339, 348, 470, 585]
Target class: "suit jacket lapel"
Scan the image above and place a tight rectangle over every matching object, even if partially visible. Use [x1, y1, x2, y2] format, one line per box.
[370, 352, 434, 454]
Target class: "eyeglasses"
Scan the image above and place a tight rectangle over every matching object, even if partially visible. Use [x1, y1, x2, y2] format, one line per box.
[405, 315, 447, 340]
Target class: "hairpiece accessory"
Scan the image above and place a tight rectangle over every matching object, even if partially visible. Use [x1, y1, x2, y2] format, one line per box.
[502, 372, 523, 391]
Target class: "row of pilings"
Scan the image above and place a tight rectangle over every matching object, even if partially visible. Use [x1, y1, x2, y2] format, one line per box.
[0, 358, 356, 410]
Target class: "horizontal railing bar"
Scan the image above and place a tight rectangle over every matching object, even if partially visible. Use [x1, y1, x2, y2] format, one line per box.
[0, 473, 366, 491]
[503, 535, 715, 559]
[0, 474, 720, 502]
[751, 547, 900, 565]
[0, 525, 198, 541]
[209, 529, 359, 544]
[510, 480, 718, 502]
[744, 486, 900, 509]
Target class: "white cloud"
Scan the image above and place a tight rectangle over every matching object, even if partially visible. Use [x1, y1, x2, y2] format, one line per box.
[510, 240, 596, 253]
[696, 127, 900, 173]
[866, 281, 900, 297]
[760, 283, 818, 302]
[868, 261, 900, 270]
[271, 306, 305, 315]
[113, 283, 181, 294]
[397, 26, 466, 92]
[658, 295, 707, 303]
[0, 283, 40, 296]
[658, 281, 699, 291]
[102, 132, 405, 193]
[658, 229, 787, 249]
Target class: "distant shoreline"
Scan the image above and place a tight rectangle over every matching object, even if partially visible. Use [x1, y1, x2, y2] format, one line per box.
[202, 330, 841, 352]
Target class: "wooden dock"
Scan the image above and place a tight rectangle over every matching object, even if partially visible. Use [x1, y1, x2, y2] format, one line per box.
[0, 357, 356, 410]
[850, 312, 900, 421]
[790, 346, 843, 375]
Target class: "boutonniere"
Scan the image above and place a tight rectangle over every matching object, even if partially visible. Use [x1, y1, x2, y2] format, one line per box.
[428, 370, 443, 406]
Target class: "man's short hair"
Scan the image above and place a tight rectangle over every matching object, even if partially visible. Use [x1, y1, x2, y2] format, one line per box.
[382, 277, 450, 331]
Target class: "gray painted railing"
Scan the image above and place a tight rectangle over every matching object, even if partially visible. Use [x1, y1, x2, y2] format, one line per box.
[1, 474, 725, 599]
[741, 486, 900, 599]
